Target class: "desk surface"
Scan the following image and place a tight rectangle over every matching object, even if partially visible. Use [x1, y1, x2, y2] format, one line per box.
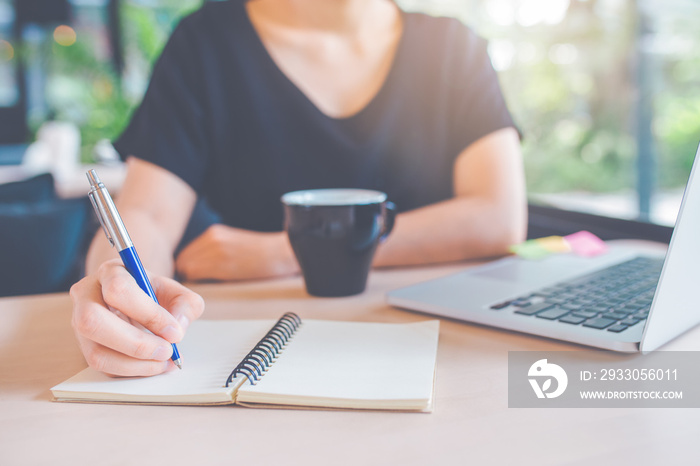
[2, 245, 700, 465]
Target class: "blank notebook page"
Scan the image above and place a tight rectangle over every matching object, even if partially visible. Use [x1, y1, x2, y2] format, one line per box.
[236, 320, 440, 409]
[52, 320, 275, 403]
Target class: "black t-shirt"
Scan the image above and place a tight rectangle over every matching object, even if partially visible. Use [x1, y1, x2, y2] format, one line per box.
[114, 0, 516, 234]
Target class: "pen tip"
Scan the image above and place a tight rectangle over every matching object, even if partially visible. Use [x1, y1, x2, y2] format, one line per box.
[174, 359, 182, 370]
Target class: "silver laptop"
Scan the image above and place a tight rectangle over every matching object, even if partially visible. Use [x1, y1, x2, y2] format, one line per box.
[387, 144, 700, 352]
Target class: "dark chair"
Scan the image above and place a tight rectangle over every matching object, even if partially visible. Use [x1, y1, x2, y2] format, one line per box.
[0, 172, 56, 202]
[527, 204, 673, 243]
[0, 144, 29, 166]
[0, 173, 90, 297]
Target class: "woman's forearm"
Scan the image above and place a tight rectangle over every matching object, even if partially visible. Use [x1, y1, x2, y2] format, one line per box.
[374, 128, 527, 267]
[373, 195, 527, 267]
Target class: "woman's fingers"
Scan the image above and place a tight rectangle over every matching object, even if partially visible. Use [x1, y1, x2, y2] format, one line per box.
[70, 258, 205, 376]
[150, 275, 205, 332]
[76, 336, 175, 377]
[73, 291, 174, 361]
[95, 261, 183, 342]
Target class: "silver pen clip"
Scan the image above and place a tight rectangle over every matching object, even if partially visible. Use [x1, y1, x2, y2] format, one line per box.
[88, 189, 115, 248]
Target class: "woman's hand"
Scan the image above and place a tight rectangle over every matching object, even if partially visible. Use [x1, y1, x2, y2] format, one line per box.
[70, 259, 205, 377]
[175, 224, 299, 282]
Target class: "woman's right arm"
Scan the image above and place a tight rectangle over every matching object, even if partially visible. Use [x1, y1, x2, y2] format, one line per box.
[71, 157, 204, 376]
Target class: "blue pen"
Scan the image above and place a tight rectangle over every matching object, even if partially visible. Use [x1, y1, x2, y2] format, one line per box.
[86, 169, 182, 369]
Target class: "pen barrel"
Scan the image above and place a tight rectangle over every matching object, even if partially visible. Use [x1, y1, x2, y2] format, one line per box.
[119, 247, 159, 304]
[119, 247, 181, 363]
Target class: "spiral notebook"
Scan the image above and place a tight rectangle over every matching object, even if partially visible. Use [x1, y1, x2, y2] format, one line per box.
[51, 314, 440, 412]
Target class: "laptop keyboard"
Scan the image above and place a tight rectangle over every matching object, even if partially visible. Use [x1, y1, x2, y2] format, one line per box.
[489, 257, 664, 333]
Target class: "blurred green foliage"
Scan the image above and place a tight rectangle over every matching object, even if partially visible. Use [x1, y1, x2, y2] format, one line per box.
[121, 0, 201, 67]
[48, 37, 131, 162]
[39, 0, 200, 162]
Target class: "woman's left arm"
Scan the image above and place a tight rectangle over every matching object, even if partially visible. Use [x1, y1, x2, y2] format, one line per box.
[373, 126, 527, 267]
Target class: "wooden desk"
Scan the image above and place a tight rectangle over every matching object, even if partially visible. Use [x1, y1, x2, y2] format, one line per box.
[2, 254, 700, 465]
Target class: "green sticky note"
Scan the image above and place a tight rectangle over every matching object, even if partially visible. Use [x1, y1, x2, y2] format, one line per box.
[509, 240, 552, 260]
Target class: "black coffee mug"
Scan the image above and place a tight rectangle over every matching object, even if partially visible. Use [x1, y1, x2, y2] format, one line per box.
[282, 189, 396, 297]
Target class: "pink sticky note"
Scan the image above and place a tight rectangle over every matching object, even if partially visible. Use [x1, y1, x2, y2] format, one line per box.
[564, 231, 608, 257]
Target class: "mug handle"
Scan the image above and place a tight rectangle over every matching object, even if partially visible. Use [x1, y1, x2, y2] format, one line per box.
[380, 202, 397, 242]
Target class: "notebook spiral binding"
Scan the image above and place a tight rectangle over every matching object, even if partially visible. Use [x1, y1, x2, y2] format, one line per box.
[225, 313, 303, 387]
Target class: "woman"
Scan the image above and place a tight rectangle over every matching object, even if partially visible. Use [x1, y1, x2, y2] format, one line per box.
[70, 0, 526, 376]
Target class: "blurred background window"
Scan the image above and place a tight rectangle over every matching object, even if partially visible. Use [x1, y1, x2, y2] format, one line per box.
[0, 0, 26, 149]
[0, 0, 18, 108]
[2, 0, 699, 227]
